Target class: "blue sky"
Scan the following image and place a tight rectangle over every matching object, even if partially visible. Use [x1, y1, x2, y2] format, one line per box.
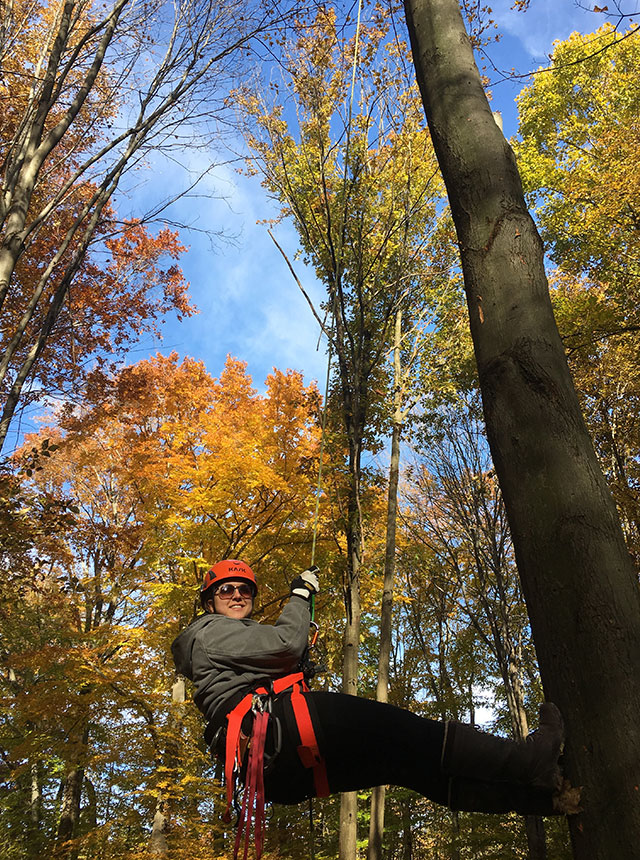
[479, 0, 615, 136]
[10, 1, 623, 449]
[152, 3, 609, 372]
[145, 2, 608, 389]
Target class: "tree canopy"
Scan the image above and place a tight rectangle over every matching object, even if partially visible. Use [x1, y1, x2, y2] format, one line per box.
[2, 5, 639, 860]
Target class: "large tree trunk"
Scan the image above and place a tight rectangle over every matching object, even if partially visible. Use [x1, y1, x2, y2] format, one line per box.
[403, 1, 640, 858]
[56, 765, 85, 849]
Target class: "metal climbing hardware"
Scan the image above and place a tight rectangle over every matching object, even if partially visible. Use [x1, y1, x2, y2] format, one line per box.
[310, 620, 319, 647]
[220, 673, 329, 860]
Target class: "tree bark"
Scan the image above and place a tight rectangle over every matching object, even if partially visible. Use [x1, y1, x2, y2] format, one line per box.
[30, 760, 41, 826]
[148, 800, 169, 856]
[28, 758, 44, 856]
[55, 723, 89, 853]
[339, 465, 362, 860]
[146, 677, 187, 857]
[403, 1, 640, 857]
[56, 765, 84, 847]
[401, 796, 413, 860]
[335, 288, 367, 860]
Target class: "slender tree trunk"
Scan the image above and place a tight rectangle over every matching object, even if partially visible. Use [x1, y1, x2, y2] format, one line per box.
[450, 809, 461, 860]
[401, 796, 413, 860]
[508, 680, 548, 860]
[83, 777, 97, 830]
[147, 677, 187, 857]
[524, 816, 548, 860]
[55, 723, 89, 853]
[30, 760, 40, 825]
[27, 758, 43, 857]
[337, 315, 367, 860]
[495, 626, 548, 859]
[339, 481, 362, 860]
[368, 309, 403, 860]
[403, 1, 640, 857]
[148, 800, 169, 856]
[342, 485, 363, 697]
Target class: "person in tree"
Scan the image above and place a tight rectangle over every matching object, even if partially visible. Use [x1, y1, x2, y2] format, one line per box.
[172, 559, 575, 821]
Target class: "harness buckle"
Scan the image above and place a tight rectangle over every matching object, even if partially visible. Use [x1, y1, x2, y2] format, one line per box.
[251, 692, 271, 715]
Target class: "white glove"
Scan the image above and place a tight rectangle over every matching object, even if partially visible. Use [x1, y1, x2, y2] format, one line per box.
[290, 567, 320, 600]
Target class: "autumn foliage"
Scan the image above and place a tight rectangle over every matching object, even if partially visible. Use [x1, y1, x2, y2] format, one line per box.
[0, 352, 335, 858]
[1, 0, 280, 452]
[3, 10, 640, 860]
[0, 0, 200, 452]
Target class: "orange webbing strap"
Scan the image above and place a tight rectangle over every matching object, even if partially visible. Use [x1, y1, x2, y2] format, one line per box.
[272, 671, 306, 694]
[222, 670, 329, 857]
[270, 671, 329, 794]
[224, 691, 257, 822]
[290, 684, 330, 797]
[235, 707, 269, 860]
[223, 674, 304, 821]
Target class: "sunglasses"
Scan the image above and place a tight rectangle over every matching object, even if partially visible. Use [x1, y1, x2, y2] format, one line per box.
[214, 583, 254, 600]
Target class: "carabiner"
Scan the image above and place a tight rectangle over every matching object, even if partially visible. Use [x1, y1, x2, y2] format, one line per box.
[309, 620, 319, 647]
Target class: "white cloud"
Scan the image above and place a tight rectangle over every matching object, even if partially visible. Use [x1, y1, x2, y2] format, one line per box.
[489, 0, 604, 62]
[117, 146, 329, 393]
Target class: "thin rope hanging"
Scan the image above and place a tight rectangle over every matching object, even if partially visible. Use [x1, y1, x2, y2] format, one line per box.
[309, 0, 364, 572]
[304, 11, 364, 854]
[310, 331, 333, 570]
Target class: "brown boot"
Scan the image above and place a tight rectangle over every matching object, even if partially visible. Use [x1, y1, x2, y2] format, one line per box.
[441, 703, 565, 794]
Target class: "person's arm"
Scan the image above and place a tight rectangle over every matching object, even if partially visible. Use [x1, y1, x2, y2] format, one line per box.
[202, 569, 320, 677]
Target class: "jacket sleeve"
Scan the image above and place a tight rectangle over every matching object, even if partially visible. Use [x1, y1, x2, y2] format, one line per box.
[198, 595, 311, 678]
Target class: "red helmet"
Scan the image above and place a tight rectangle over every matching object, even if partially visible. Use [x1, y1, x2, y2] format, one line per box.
[200, 559, 257, 607]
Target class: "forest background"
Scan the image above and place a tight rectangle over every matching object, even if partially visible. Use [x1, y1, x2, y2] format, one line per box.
[1, 1, 638, 860]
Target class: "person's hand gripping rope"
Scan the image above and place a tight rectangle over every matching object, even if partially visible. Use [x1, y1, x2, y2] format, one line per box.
[290, 566, 320, 601]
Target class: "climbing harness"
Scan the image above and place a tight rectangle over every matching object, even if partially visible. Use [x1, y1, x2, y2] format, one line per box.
[220, 672, 329, 860]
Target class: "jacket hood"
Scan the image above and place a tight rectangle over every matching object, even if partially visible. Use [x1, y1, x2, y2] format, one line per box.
[171, 613, 216, 680]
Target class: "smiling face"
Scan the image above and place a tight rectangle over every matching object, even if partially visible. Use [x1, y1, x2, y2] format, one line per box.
[205, 580, 255, 619]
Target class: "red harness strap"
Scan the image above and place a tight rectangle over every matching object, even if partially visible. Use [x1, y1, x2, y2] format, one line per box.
[223, 691, 258, 822]
[222, 672, 329, 860]
[289, 682, 330, 797]
[234, 706, 269, 860]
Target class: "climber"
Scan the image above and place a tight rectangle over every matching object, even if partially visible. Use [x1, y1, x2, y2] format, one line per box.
[171, 559, 572, 820]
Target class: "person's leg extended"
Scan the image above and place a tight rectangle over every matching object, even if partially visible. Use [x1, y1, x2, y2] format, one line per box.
[263, 691, 448, 805]
[307, 691, 450, 803]
[264, 692, 569, 815]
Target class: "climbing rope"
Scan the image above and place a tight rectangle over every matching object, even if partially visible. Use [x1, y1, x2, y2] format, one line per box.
[304, 5, 364, 856]
[309, 0, 364, 576]
[265, 8, 365, 859]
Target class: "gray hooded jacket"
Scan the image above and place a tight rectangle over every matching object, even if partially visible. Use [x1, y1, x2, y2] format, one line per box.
[171, 595, 311, 729]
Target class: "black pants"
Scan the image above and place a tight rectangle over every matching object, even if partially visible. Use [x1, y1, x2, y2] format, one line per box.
[263, 691, 449, 806]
